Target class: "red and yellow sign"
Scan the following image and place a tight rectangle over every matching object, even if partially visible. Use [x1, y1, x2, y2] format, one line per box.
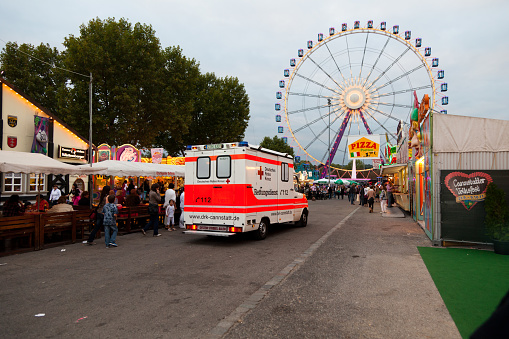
[347, 135, 380, 159]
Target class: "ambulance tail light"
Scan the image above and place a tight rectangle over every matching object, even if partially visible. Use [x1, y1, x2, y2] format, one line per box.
[228, 227, 242, 233]
[187, 224, 198, 230]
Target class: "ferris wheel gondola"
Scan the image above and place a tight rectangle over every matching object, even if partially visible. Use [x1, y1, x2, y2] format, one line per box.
[275, 20, 448, 176]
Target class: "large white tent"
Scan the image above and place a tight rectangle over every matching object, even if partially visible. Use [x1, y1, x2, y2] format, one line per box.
[76, 160, 185, 177]
[0, 150, 106, 175]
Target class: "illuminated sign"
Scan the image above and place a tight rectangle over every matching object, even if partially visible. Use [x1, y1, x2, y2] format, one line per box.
[59, 146, 87, 160]
[347, 135, 380, 159]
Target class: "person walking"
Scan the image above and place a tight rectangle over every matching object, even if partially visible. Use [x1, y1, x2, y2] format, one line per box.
[142, 183, 162, 236]
[367, 186, 376, 213]
[348, 185, 355, 205]
[86, 185, 111, 245]
[163, 183, 176, 208]
[386, 181, 393, 207]
[49, 185, 61, 207]
[103, 194, 119, 248]
[380, 186, 388, 213]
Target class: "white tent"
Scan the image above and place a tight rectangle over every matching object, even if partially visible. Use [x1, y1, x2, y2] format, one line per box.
[76, 160, 185, 177]
[0, 150, 106, 175]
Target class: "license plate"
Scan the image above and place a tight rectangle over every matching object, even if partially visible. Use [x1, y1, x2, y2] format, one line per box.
[198, 225, 228, 231]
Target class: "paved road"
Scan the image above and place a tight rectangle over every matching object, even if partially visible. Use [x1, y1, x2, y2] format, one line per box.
[0, 199, 460, 338]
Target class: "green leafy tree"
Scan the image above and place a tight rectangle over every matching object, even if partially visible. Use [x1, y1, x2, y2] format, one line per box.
[0, 17, 251, 154]
[345, 159, 365, 170]
[259, 136, 294, 156]
[60, 17, 165, 147]
[0, 42, 65, 112]
[154, 46, 201, 155]
[159, 72, 250, 156]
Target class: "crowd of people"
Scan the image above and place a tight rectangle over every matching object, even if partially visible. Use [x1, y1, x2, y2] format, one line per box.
[2, 179, 185, 249]
[298, 181, 395, 214]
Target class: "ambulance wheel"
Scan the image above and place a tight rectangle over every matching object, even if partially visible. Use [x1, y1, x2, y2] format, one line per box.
[254, 219, 269, 240]
[296, 210, 308, 227]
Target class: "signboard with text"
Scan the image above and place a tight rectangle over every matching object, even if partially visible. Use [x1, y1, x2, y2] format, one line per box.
[347, 135, 380, 159]
[59, 146, 87, 160]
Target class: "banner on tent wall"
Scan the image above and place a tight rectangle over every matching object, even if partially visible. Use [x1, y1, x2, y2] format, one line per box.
[151, 148, 163, 164]
[31, 116, 49, 154]
[115, 144, 140, 162]
[347, 135, 380, 159]
[97, 144, 112, 162]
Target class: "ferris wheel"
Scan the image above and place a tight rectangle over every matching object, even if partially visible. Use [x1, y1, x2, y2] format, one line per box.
[275, 20, 448, 175]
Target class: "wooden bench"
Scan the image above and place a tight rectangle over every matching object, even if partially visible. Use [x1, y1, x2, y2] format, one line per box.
[73, 206, 95, 238]
[40, 211, 76, 248]
[117, 205, 150, 233]
[0, 214, 40, 255]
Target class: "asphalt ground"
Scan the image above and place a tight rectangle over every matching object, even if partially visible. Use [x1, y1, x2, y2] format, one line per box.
[0, 198, 460, 338]
[222, 200, 461, 339]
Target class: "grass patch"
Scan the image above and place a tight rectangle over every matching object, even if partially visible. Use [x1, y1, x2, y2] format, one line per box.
[418, 247, 509, 338]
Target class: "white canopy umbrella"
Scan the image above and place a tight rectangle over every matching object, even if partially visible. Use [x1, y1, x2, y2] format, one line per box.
[0, 150, 106, 175]
[76, 160, 185, 177]
[313, 178, 335, 184]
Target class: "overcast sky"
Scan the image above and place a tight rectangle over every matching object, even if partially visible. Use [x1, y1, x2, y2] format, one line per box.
[1, 0, 508, 164]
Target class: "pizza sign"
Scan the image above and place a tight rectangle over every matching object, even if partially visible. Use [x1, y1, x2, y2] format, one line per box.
[347, 135, 380, 159]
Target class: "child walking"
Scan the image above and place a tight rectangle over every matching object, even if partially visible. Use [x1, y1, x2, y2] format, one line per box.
[103, 194, 119, 248]
[165, 200, 176, 231]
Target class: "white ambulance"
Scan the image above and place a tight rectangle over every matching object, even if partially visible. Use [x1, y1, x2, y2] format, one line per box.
[183, 141, 308, 239]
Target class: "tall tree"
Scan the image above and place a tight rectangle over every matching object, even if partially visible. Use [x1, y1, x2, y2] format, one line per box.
[154, 46, 201, 156]
[60, 17, 165, 147]
[259, 136, 294, 156]
[158, 72, 250, 156]
[0, 18, 251, 153]
[0, 42, 64, 112]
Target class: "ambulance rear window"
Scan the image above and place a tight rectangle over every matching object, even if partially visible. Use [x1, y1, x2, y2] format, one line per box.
[197, 157, 211, 179]
[281, 163, 289, 182]
[216, 155, 231, 178]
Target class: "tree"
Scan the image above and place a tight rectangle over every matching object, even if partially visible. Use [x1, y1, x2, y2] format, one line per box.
[59, 17, 166, 147]
[259, 136, 294, 156]
[345, 159, 365, 170]
[0, 42, 65, 112]
[0, 17, 251, 153]
[158, 72, 250, 156]
[153, 46, 201, 155]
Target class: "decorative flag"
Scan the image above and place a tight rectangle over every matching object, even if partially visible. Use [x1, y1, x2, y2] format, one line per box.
[151, 148, 164, 164]
[31, 116, 49, 154]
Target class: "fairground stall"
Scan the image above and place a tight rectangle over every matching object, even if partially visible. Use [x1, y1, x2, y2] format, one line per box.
[408, 105, 509, 245]
[380, 124, 410, 211]
[93, 144, 185, 202]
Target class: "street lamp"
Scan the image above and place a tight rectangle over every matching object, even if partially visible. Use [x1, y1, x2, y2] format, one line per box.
[89, 73, 93, 167]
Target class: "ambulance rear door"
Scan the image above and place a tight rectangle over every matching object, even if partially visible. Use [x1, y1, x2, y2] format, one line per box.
[277, 158, 294, 223]
[208, 147, 236, 227]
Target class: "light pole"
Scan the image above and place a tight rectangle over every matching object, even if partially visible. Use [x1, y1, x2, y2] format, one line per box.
[327, 99, 331, 184]
[89, 73, 93, 167]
